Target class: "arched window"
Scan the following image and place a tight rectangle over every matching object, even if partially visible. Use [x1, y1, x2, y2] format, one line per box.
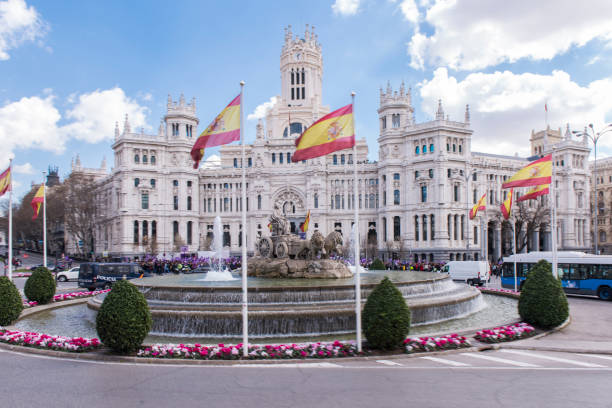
[142, 154, 148, 164]
[393, 216, 401, 241]
[448, 214, 452, 239]
[152, 221, 157, 240]
[287, 152, 291, 163]
[341, 154, 345, 165]
[133, 221, 139, 244]
[333, 155, 338, 165]
[173, 180, 179, 187]
[134, 178, 140, 187]
[173, 221, 179, 243]
[283, 122, 303, 137]
[134, 154, 140, 163]
[142, 221, 148, 241]
[272, 153, 276, 163]
[150, 179, 156, 188]
[394, 189, 400, 205]
[314, 193, 319, 209]
[600, 230, 607, 243]
[430, 215, 435, 240]
[454, 215, 459, 240]
[369, 194, 375, 209]
[257, 195, 262, 210]
[187, 196, 192, 211]
[335, 195, 341, 209]
[187, 221, 193, 245]
[415, 146, 420, 155]
[414, 215, 419, 242]
[430, 144, 434, 153]
[234, 158, 238, 168]
[141, 192, 149, 210]
[452, 144, 456, 152]
[422, 145, 426, 153]
[151, 155, 156, 165]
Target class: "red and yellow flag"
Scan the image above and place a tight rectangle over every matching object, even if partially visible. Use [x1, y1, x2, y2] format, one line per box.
[190, 94, 241, 169]
[500, 188, 513, 220]
[469, 193, 486, 219]
[502, 154, 552, 189]
[516, 184, 549, 202]
[31, 184, 44, 220]
[299, 210, 310, 233]
[292, 104, 355, 162]
[0, 166, 10, 197]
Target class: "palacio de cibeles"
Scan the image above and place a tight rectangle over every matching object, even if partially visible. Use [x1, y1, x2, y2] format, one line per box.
[70, 26, 592, 263]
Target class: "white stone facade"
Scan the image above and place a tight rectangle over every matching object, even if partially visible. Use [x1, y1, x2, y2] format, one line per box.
[84, 25, 593, 261]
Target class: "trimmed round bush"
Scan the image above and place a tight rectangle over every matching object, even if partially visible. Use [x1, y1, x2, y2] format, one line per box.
[96, 280, 152, 354]
[0, 276, 23, 326]
[518, 260, 569, 329]
[369, 258, 385, 270]
[24, 267, 56, 304]
[362, 276, 411, 350]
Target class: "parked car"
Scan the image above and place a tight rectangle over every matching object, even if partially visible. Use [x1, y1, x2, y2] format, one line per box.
[29, 264, 55, 271]
[78, 262, 151, 290]
[56, 267, 80, 282]
[441, 261, 490, 286]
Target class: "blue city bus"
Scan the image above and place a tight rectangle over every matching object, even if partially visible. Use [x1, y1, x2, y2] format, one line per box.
[501, 251, 612, 300]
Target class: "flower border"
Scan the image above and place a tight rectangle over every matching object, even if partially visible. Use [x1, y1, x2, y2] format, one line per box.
[23, 289, 110, 308]
[403, 334, 471, 354]
[0, 329, 101, 352]
[474, 323, 536, 343]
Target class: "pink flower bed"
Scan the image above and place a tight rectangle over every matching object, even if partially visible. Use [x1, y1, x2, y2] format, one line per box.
[13, 273, 32, 278]
[138, 340, 360, 360]
[474, 323, 536, 343]
[478, 287, 520, 296]
[0, 329, 101, 352]
[403, 334, 471, 353]
[23, 289, 110, 308]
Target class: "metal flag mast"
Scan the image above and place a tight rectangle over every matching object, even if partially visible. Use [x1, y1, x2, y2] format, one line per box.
[8, 159, 13, 281]
[351, 91, 362, 353]
[43, 171, 47, 268]
[239, 80, 249, 357]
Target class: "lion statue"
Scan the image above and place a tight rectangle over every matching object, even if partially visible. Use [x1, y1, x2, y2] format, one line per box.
[324, 231, 343, 259]
[309, 230, 326, 259]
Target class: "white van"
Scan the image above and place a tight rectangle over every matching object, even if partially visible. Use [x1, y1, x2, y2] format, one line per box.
[442, 261, 490, 286]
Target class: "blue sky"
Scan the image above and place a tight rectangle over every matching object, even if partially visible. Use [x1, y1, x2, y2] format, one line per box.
[1, 0, 612, 201]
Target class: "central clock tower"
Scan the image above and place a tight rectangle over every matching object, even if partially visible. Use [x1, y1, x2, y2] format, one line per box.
[280, 24, 323, 109]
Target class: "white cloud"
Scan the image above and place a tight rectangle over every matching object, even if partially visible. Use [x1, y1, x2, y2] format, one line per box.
[0, 0, 48, 60]
[0, 94, 63, 168]
[201, 154, 220, 169]
[247, 96, 277, 120]
[419, 68, 612, 155]
[13, 162, 34, 174]
[399, 0, 419, 23]
[408, 0, 612, 70]
[332, 0, 360, 15]
[0, 87, 149, 169]
[62, 87, 150, 144]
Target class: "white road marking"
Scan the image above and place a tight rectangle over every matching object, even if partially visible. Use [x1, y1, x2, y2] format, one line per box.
[376, 360, 403, 366]
[500, 350, 606, 368]
[420, 356, 470, 367]
[232, 362, 342, 368]
[578, 354, 612, 362]
[461, 353, 540, 367]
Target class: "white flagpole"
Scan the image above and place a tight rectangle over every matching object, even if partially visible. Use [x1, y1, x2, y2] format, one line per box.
[239, 80, 249, 357]
[42, 171, 47, 268]
[513, 218, 517, 292]
[8, 159, 13, 281]
[550, 153, 558, 278]
[351, 91, 362, 353]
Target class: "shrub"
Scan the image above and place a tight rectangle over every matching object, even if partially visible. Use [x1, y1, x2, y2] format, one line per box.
[362, 276, 411, 350]
[24, 267, 56, 304]
[369, 258, 385, 270]
[96, 280, 152, 354]
[0, 277, 23, 326]
[518, 260, 569, 329]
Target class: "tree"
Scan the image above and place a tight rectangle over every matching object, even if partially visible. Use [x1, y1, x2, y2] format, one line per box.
[173, 233, 186, 252]
[63, 172, 97, 257]
[493, 197, 550, 254]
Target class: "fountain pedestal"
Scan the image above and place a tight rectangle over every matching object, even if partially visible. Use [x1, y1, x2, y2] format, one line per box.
[247, 257, 352, 279]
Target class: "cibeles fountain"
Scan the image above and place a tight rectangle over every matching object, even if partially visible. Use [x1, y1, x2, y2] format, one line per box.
[86, 210, 484, 340]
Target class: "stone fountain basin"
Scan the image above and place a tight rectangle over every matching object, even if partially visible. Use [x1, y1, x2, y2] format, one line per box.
[86, 271, 484, 338]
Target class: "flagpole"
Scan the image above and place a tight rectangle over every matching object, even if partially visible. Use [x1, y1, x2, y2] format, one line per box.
[8, 158, 13, 281]
[513, 218, 517, 292]
[550, 150, 558, 278]
[42, 171, 47, 268]
[351, 91, 362, 353]
[239, 80, 249, 357]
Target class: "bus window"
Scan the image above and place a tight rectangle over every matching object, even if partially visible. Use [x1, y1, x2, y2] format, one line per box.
[594, 264, 612, 280]
[519, 263, 530, 277]
[558, 264, 570, 280]
[569, 264, 587, 280]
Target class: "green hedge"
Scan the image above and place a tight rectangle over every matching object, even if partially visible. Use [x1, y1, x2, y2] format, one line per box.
[96, 280, 152, 354]
[362, 276, 411, 350]
[24, 267, 56, 304]
[369, 258, 385, 270]
[0, 277, 23, 326]
[518, 260, 569, 329]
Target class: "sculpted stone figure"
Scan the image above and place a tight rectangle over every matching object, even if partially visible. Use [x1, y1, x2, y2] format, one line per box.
[324, 231, 343, 259]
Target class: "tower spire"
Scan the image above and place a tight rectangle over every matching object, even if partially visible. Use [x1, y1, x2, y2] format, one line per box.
[464, 104, 470, 124]
[123, 114, 131, 134]
[436, 99, 445, 120]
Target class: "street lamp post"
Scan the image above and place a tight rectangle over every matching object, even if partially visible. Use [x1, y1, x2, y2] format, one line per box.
[573, 124, 612, 255]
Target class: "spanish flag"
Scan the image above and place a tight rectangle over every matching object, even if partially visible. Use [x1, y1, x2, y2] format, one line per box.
[516, 184, 549, 202]
[0, 166, 10, 197]
[190, 94, 241, 169]
[502, 154, 552, 189]
[299, 210, 310, 233]
[469, 193, 486, 219]
[292, 104, 355, 162]
[31, 184, 44, 220]
[500, 189, 513, 220]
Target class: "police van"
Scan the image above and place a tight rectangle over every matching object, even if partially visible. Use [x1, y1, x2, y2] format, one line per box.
[78, 263, 150, 290]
